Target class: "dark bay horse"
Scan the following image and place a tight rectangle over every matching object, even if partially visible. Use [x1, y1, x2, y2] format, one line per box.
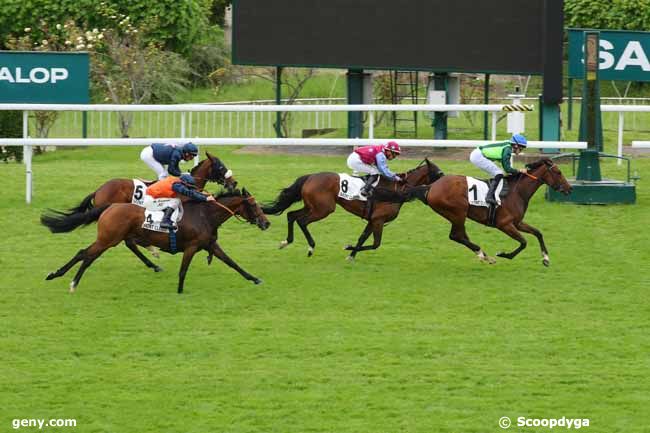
[376, 158, 571, 266]
[262, 158, 443, 259]
[49, 152, 237, 226]
[43, 189, 270, 294]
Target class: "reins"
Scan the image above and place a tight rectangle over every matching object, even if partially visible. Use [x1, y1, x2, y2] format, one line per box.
[211, 195, 258, 223]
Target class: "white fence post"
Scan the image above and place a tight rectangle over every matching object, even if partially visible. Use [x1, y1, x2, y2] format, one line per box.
[23, 110, 33, 204]
[617, 112, 624, 166]
[491, 112, 497, 141]
[369, 112, 374, 139]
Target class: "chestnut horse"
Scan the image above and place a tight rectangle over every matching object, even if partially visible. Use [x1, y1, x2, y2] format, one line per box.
[375, 158, 572, 266]
[262, 158, 443, 259]
[48, 152, 237, 228]
[43, 189, 270, 294]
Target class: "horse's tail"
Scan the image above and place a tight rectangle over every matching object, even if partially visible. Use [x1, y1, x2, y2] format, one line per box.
[262, 175, 310, 215]
[41, 204, 110, 233]
[67, 192, 95, 214]
[373, 185, 430, 205]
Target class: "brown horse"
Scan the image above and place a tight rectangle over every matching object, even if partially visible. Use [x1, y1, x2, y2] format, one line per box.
[43, 189, 270, 294]
[262, 158, 443, 259]
[376, 158, 572, 266]
[50, 152, 237, 227]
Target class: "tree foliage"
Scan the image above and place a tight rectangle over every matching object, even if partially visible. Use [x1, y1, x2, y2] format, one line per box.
[564, 0, 650, 30]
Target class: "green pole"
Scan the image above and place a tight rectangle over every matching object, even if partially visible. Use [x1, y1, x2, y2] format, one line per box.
[275, 66, 283, 138]
[483, 74, 490, 140]
[567, 78, 573, 131]
[577, 31, 603, 181]
[346, 69, 364, 138]
[82, 111, 88, 138]
[432, 73, 448, 140]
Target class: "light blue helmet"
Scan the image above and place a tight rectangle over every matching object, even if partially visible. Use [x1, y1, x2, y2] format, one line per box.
[179, 173, 196, 186]
[182, 142, 198, 156]
[510, 134, 527, 147]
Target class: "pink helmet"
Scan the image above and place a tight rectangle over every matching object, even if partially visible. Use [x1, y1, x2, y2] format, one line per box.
[384, 141, 401, 154]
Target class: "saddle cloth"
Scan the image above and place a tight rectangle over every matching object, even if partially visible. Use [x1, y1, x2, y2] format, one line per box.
[131, 179, 147, 207]
[466, 176, 504, 207]
[337, 174, 380, 202]
[142, 198, 184, 233]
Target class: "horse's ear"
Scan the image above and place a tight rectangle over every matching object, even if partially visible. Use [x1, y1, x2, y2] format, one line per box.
[206, 151, 215, 161]
[242, 188, 249, 197]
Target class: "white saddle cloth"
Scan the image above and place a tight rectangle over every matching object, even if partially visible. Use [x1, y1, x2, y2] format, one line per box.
[337, 173, 380, 202]
[142, 197, 183, 233]
[466, 176, 503, 207]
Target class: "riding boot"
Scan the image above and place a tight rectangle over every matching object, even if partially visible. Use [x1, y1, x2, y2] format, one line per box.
[486, 174, 503, 206]
[159, 207, 175, 230]
[360, 174, 378, 197]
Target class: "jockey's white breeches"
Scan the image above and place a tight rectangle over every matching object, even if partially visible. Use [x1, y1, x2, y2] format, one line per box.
[470, 148, 504, 177]
[347, 152, 379, 176]
[140, 146, 168, 180]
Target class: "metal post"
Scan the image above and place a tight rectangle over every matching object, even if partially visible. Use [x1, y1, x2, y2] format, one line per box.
[369, 112, 374, 139]
[617, 111, 624, 165]
[567, 78, 573, 130]
[275, 66, 283, 138]
[82, 111, 88, 138]
[491, 112, 497, 141]
[483, 74, 490, 139]
[23, 110, 33, 204]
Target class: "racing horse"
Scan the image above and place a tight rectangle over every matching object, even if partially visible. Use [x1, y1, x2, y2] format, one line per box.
[43, 189, 270, 294]
[373, 158, 572, 266]
[262, 158, 443, 259]
[44, 152, 237, 232]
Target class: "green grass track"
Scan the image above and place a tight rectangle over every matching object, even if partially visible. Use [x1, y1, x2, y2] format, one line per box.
[1, 146, 649, 432]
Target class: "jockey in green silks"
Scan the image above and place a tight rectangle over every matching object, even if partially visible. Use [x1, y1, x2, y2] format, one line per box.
[469, 134, 529, 205]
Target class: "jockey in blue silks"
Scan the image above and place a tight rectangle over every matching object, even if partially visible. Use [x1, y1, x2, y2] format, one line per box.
[140, 142, 199, 180]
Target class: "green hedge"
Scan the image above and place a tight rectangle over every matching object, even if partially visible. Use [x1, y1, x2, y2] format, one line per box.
[0, 0, 213, 54]
[0, 111, 23, 163]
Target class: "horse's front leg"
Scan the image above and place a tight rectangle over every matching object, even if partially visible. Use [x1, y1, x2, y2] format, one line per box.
[346, 220, 384, 260]
[210, 242, 262, 285]
[496, 223, 528, 261]
[177, 246, 199, 294]
[516, 221, 550, 266]
[344, 223, 372, 260]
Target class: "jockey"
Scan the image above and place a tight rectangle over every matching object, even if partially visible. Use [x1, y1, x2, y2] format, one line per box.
[140, 142, 199, 180]
[346, 141, 402, 197]
[146, 173, 215, 230]
[469, 133, 528, 205]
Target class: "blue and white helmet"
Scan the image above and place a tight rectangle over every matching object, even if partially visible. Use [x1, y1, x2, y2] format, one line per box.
[510, 134, 528, 147]
[182, 142, 198, 156]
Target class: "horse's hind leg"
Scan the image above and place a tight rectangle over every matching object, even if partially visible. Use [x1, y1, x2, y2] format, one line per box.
[516, 221, 550, 266]
[449, 223, 495, 264]
[124, 240, 162, 273]
[496, 223, 527, 261]
[279, 208, 304, 249]
[69, 242, 109, 293]
[46, 249, 86, 280]
[296, 206, 334, 257]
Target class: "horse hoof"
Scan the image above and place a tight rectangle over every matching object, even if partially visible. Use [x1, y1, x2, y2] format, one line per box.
[343, 244, 353, 251]
[147, 246, 161, 259]
[45, 272, 55, 280]
[543, 259, 550, 267]
[346, 255, 355, 262]
[307, 247, 314, 257]
[487, 257, 496, 264]
[69, 281, 77, 293]
[278, 240, 289, 249]
[153, 266, 163, 273]
[253, 278, 263, 285]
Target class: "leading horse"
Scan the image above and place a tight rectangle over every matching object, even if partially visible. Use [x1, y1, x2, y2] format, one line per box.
[375, 158, 572, 266]
[262, 158, 443, 259]
[43, 189, 270, 294]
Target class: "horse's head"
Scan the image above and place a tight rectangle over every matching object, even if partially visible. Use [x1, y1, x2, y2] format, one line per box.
[235, 188, 271, 231]
[526, 158, 572, 195]
[402, 158, 444, 186]
[192, 152, 238, 191]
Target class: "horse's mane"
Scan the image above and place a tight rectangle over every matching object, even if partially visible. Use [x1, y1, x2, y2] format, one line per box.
[190, 159, 207, 175]
[525, 158, 553, 170]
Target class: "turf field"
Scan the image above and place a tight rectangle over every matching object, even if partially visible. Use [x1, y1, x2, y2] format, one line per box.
[2, 147, 650, 433]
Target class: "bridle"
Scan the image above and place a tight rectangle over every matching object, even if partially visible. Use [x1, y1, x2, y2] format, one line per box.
[212, 194, 260, 224]
[191, 159, 233, 186]
[522, 162, 565, 191]
[402, 159, 440, 187]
